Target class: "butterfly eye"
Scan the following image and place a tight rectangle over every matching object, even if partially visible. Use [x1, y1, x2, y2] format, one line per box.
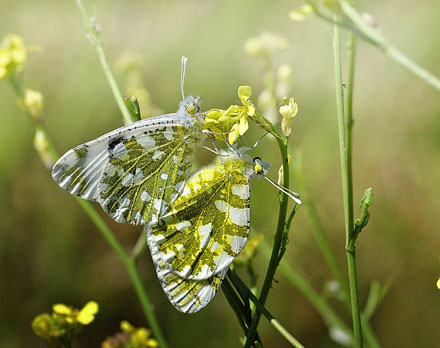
[252, 157, 264, 175]
[186, 103, 197, 116]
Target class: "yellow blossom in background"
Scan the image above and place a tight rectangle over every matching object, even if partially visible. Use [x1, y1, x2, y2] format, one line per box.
[203, 86, 256, 144]
[279, 97, 299, 137]
[437, 278, 440, 289]
[289, 4, 314, 21]
[32, 301, 99, 347]
[24, 88, 44, 121]
[0, 34, 27, 78]
[244, 32, 288, 57]
[102, 320, 159, 348]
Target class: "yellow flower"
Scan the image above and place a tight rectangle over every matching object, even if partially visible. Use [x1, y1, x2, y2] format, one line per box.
[279, 97, 298, 137]
[1, 34, 27, 71]
[244, 32, 288, 57]
[203, 86, 255, 144]
[437, 278, 440, 290]
[77, 301, 99, 325]
[24, 88, 44, 121]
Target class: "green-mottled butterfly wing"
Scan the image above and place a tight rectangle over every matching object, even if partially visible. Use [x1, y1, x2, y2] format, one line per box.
[146, 152, 257, 312]
[52, 97, 201, 225]
[154, 258, 227, 313]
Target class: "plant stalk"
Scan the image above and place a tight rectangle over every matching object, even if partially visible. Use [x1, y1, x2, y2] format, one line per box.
[243, 135, 290, 348]
[333, 15, 363, 347]
[74, 0, 134, 125]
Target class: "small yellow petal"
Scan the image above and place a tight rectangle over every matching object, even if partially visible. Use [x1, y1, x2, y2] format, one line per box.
[238, 85, 252, 104]
[238, 116, 249, 135]
[81, 301, 99, 315]
[52, 304, 71, 315]
[147, 338, 159, 347]
[77, 301, 98, 325]
[247, 104, 255, 116]
[121, 320, 135, 333]
[228, 124, 240, 145]
[437, 278, 440, 289]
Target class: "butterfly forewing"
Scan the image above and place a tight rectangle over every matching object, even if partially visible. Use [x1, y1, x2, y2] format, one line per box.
[52, 110, 199, 225]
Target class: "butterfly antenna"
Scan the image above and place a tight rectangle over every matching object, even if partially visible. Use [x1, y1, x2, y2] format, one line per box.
[181, 56, 188, 100]
[251, 131, 270, 150]
[263, 175, 302, 205]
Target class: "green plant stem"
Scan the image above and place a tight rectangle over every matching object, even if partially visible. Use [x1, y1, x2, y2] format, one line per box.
[8, 75, 168, 348]
[335, 0, 440, 92]
[228, 270, 305, 348]
[244, 133, 290, 348]
[74, 0, 134, 125]
[333, 16, 363, 348]
[260, 242, 353, 340]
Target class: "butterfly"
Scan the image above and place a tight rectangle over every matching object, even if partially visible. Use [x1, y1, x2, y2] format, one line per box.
[145, 148, 273, 313]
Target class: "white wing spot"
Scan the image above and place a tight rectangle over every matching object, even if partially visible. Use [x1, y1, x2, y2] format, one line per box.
[176, 220, 191, 231]
[122, 173, 134, 186]
[141, 191, 151, 202]
[232, 184, 248, 199]
[164, 132, 174, 141]
[152, 150, 164, 160]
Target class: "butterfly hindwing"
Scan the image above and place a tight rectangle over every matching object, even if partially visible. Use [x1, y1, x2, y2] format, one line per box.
[147, 154, 252, 281]
[52, 107, 200, 225]
[154, 259, 227, 313]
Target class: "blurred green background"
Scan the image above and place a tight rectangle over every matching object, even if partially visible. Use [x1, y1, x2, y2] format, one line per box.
[1, 0, 440, 347]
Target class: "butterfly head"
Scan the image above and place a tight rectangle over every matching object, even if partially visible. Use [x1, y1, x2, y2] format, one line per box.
[179, 95, 201, 116]
[251, 156, 270, 178]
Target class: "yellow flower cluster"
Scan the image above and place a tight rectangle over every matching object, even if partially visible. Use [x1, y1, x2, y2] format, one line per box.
[204, 86, 255, 144]
[32, 301, 99, 346]
[101, 320, 159, 348]
[0, 34, 27, 79]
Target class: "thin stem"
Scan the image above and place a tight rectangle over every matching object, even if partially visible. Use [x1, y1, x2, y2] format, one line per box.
[260, 242, 353, 341]
[222, 279, 251, 335]
[333, 16, 363, 347]
[229, 270, 305, 348]
[131, 231, 148, 261]
[244, 137, 290, 348]
[334, 0, 440, 92]
[74, 0, 134, 125]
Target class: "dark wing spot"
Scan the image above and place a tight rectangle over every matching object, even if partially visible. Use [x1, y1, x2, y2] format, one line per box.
[108, 136, 124, 151]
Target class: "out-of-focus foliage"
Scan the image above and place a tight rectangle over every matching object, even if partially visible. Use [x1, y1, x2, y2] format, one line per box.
[1, 0, 440, 347]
